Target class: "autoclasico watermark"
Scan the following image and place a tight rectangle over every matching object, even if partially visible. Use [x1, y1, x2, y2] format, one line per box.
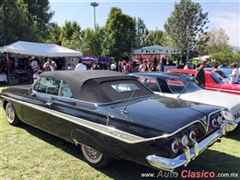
[140, 170, 239, 178]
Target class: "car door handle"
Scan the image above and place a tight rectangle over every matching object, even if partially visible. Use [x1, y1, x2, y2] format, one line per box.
[46, 101, 52, 108]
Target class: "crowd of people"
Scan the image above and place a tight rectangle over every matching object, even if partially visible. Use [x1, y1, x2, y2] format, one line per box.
[181, 60, 239, 86]
[1, 52, 239, 86]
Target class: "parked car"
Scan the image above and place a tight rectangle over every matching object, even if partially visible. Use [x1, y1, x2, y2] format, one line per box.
[168, 69, 240, 96]
[130, 72, 240, 132]
[0, 70, 228, 172]
[205, 67, 240, 84]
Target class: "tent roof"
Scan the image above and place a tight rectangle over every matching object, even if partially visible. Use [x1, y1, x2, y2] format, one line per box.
[192, 55, 210, 61]
[133, 45, 181, 55]
[2, 41, 82, 57]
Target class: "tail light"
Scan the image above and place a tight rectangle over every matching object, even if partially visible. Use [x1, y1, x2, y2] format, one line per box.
[171, 139, 179, 153]
[217, 116, 225, 123]
[189, 130, 196, 142]
[180, 135, 189, 147]
[212, 118, 219, 127]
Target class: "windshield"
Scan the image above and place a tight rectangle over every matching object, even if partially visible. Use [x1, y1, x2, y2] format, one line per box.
[165, 76, 201, 94]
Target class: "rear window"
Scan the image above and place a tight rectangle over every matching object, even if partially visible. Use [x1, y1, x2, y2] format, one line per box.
[111, 83, 140, 93]
[101, 79, 153, 102]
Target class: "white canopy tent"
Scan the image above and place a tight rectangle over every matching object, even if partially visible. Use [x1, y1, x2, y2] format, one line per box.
[192, 55, 210, 61]
[133, 45, 181, 55]
[2, 41, 82, 57]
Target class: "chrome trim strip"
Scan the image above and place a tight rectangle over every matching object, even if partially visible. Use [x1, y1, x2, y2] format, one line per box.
[146, 129, 223, 171]
[1, 95, 226, 144]
[207, 87, 240, 94]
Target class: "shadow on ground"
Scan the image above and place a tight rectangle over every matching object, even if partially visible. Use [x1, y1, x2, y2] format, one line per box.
[14, 123, 240, 180]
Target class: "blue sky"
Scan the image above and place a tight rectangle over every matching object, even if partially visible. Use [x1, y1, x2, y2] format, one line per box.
[49, 0, 240, 47]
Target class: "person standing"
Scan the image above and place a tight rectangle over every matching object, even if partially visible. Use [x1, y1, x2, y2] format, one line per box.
[229, 63, 239, 84]
[67, 63, 72, 70]
[33, 69, 39, 83]
[43, 57, 57, 71]
[75, 59, 87, 70]
[122, 61, 129, 74]
[138, 60, 148, 72]
[110, 62, 116, 71]
[195, 60, 208, 88]
[183, 61, 191, 69]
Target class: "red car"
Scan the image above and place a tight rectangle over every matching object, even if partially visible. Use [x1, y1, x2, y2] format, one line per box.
[168, 69, 240, 95]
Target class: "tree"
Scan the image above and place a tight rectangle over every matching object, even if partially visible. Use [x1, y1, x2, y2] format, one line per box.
[81, 25, 105, 57]
[60, 20, 81, 50]
[211, 52, 233, 65]
[0, 0, 27, 46]
[134, 17, 149, 49]
[0, 0, 54, 46]
[102, 7, 136, 69]
[22, 0, 54, 41]
[204, 28, 232, 54]
[81, 28, 95, 56]
[46, 22, 62, 45]
[145, 28, 164, 46]
[164, 0, 209, 62]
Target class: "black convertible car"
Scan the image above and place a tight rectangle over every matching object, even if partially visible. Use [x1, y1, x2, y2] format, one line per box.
[0, 70, 228, 171]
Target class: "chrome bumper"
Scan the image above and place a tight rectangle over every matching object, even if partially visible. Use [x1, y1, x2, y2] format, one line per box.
[146, 129, 223, 172]
[226, 117, 240, 132]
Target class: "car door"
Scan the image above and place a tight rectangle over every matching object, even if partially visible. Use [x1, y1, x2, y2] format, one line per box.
[49, 81, 108, 143]
[22, 77, 61, 133]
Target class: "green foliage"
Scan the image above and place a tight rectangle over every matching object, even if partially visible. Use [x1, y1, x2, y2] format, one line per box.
[164, 0, 209, 61]
[211, 52, 233, 64]
[81, 25, 105, 57]
[232, 53, 240, 63]
[204, 28, 231, 54]
[236, 50, 240, 54]
[145, 28, 164, 46]
[46, 22, 62, 45]
[103, 7, 136, 64]
[134, 17, 149, 48]
[60, 21, 81, 50]
[0, 0, 53, 46]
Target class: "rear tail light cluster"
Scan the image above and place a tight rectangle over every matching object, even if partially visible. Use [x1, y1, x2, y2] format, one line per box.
[189, 130, 196, 142]
[211, 114, 225, 128]
[171, 130, 196, 154]
[211, 118, 219, 127]
[234, 111, 240, 119]
[171, 139, 179, 153]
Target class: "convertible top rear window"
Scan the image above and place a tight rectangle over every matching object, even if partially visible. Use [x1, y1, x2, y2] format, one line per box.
[99, 79, 153, 102]
[111, 83, 140, 93]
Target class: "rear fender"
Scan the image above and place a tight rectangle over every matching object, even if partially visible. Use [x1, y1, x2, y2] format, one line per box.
[72, 129, 117, 158]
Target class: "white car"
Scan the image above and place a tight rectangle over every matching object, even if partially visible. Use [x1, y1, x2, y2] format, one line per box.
[130, 72, 240, 132]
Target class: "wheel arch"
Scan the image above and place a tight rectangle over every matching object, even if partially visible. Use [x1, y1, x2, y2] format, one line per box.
[72, 129, 117, 159]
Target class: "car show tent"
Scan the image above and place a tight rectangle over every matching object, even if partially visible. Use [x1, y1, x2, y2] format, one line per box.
[1, 41, 82, 57]
[133, 45, 181, 55]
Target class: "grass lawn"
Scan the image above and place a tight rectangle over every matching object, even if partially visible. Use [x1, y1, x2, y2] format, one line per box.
[1, 85, 240, 180]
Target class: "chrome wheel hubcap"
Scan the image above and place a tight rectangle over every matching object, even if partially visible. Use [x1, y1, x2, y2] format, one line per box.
[6, 104, 15, 123]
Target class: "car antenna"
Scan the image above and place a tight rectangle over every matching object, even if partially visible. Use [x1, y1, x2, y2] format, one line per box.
[121, 89, 136, 114]
[177, 77, 193, 99]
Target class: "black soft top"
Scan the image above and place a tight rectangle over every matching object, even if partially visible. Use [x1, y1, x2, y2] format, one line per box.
[40, 70, 153, 103]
